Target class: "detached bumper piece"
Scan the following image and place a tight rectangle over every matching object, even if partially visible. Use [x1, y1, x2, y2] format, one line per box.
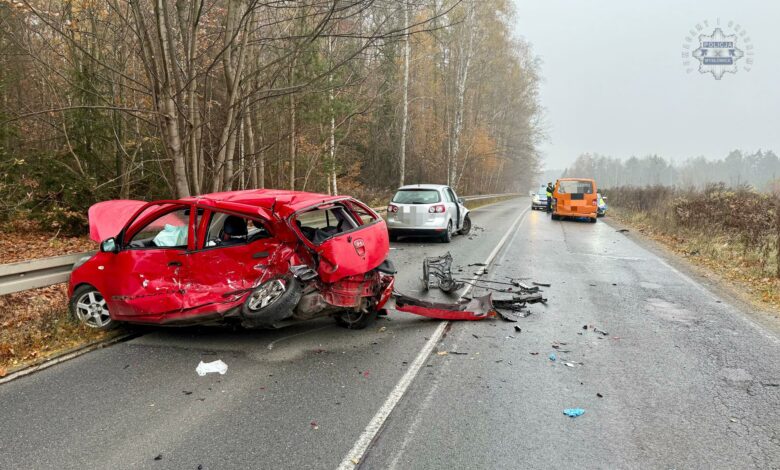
[394, 292, 495, 321]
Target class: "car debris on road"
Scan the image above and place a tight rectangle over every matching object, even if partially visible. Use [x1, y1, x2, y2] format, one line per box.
[422, 252, 463, 293]
[394, 292, 496, 321]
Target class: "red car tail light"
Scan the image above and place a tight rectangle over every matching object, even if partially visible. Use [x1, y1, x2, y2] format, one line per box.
[428, 204, 446, 214]
[388, 204, 399, 213]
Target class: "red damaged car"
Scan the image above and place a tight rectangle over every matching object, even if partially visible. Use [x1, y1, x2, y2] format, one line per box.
[68, 190, 396, 331]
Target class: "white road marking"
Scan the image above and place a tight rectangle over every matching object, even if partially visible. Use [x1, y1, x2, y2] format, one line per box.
[336, 205, 530, 469]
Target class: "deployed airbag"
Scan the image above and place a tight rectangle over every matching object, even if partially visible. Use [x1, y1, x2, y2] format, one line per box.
[153, 224, 188, 247]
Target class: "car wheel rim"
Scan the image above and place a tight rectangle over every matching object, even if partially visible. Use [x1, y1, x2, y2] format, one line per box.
[247, 279, 286, 311]
[340, 311, 365, 326]
[75, 291, 111, 328]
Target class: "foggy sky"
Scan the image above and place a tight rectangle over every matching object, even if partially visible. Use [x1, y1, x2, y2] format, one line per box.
[512, 0, 780, 170]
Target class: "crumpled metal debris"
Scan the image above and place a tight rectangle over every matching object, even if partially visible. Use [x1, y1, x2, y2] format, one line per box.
[491, 290, 546, 321]
[422, 252, 463, 293]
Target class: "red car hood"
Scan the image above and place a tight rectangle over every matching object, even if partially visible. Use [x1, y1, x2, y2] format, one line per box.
[88, 200, 147, 242]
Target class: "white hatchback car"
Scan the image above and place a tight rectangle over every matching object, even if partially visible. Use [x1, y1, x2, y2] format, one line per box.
[386, 184, 471, 243]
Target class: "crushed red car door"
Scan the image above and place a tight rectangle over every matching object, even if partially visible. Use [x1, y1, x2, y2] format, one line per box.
[101, 203, 193, 321]
[180, 210, 290, 317]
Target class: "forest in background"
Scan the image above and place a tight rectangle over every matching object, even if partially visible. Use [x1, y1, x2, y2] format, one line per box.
[562, 150, 780, 192]
[0, 0, 543, 234]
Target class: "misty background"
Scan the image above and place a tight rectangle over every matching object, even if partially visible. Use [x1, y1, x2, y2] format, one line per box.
[513, 0, 780, 189]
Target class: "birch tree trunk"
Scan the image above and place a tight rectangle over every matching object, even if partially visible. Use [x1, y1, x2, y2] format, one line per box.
[399, 2, 410, 187]
[449, 0, 475, 189]
[245, 109, 257, 188]
[328, 32, 336, 195]
[153, 0, 190, 197]
[289, 56, 298, 190]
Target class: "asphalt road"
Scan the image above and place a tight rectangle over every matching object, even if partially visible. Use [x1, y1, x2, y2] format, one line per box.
[2, 198, 779, 469]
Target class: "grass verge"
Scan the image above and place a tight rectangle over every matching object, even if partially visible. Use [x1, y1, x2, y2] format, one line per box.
[0, 284, 119, 376]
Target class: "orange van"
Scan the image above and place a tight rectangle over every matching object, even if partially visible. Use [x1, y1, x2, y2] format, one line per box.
[551, 178, 598, 222]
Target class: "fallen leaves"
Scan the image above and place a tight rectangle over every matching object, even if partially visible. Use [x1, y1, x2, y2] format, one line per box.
[0, 284, 112, 370]
[0, 230, 94, 265]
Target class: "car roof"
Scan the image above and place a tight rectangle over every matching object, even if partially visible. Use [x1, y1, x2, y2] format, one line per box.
[557, 178, 595, 182]
[194, 189, 347, 218]
[396, 184, 447, 191]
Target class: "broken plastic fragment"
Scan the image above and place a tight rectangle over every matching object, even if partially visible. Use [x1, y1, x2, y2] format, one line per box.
[563, 408, 585, 418]
[548, 353, 556, 361]
[196, 360, 228, 376]
[394, 292, 495, 321]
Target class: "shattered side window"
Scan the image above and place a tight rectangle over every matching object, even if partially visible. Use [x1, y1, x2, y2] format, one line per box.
[345, 200, 378, 225]
[295, 204, 358, 244]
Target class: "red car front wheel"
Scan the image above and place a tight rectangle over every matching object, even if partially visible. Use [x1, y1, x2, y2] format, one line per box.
[70, 285, 118, 331]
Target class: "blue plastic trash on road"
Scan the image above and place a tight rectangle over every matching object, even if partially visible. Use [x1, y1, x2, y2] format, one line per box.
[563, 408, 585, 418]
[548, 353, 556, 361]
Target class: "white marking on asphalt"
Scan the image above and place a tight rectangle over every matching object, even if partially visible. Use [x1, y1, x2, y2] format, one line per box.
[337, 205, 530, 469]
[267, 325, 333, 350]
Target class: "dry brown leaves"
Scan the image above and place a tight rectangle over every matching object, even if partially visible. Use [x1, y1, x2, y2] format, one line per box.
[0, 284, 110, 370]
[0, 229, 95, 264]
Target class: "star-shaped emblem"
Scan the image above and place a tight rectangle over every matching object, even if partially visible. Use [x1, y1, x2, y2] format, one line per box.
[692, 28, 744, 79]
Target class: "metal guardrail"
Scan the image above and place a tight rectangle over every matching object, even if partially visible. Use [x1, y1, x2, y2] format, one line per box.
[0, 193, 520, 295]
[0, 252, 95, 295]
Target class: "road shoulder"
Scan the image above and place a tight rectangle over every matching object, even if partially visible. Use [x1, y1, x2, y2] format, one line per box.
[603, 216, 780, 334]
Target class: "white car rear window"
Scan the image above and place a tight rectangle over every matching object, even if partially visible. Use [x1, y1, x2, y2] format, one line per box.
[392, 189, 441, 204]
